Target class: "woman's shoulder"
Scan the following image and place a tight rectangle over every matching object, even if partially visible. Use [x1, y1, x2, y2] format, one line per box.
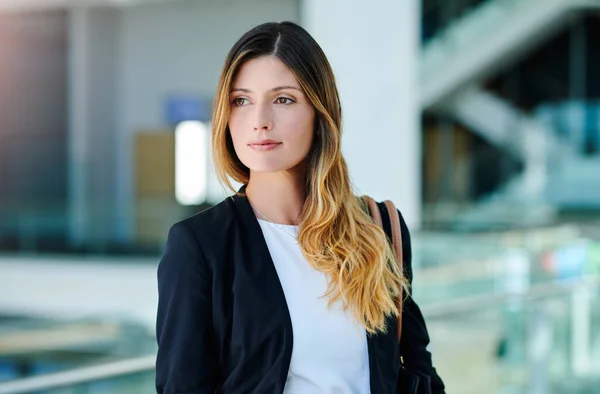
[169, 195, 238, 240]
[160, 196, 240, 274]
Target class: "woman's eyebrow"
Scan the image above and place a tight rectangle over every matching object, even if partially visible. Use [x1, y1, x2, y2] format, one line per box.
[230, 86, 302, 93]
[271, 85, 302, 92]
[230, 88, 251, 93]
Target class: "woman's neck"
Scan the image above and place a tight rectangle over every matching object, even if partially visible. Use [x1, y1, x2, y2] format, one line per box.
[245, 171, 305, 226]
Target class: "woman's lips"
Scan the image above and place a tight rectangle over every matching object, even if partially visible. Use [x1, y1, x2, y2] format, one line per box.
[249, 141, 282, 151]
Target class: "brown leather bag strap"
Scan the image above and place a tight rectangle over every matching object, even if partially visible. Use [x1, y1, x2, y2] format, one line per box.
[383, 200, 404, 342]
[383, 200, 403, 270]
[361, 196, 404, 342]
[362, 195, 382, 228]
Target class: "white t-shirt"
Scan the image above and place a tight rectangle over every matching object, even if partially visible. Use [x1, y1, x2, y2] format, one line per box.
[257, 219, 371, 394]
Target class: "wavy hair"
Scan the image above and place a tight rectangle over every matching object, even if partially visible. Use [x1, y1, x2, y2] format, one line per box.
[212, 21, 408, 334]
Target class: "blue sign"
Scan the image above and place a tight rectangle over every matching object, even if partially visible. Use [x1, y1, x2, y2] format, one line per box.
[554, 243, 587, 281]
[165, 95, 211, 125]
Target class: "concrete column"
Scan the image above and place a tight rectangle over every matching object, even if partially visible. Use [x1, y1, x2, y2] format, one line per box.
[68, 7, 118, 247]
[68, 7, 90, 246]
[301, 0, 422, 227]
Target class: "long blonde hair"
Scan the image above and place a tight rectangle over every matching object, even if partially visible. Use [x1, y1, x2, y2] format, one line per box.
[212, 22, 408, 334]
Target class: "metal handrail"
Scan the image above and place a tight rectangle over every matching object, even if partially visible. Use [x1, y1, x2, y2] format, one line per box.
[0, 355, 156, 394]
[422, 275, 599, 318]
[0, 276, 597, 394]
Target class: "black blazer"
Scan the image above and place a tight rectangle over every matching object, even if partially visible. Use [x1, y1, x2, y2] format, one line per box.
[156, 191, 445, 394]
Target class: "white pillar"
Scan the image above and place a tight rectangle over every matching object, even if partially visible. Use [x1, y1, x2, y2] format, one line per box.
[301, 0, 422, 228]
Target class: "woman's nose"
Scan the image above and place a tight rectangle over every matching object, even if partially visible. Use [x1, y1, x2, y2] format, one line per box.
[253, 103, 273, 131]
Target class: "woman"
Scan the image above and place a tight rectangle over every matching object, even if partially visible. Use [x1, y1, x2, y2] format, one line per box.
[156, 21, 444, 394]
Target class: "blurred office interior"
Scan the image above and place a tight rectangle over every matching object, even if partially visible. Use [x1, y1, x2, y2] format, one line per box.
[0, 0, 600, 392]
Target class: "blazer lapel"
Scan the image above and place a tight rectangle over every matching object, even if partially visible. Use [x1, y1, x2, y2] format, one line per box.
[230, 189, 294, 393]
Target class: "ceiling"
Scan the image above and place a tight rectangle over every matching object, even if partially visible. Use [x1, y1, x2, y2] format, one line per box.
[0, 0, 176, 12]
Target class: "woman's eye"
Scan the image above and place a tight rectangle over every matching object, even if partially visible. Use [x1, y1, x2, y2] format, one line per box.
[232, 98, 248, 106]
[275, 97, 294, 105]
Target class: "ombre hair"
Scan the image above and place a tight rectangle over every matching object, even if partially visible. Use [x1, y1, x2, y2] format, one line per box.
[212, 21, 408, 334]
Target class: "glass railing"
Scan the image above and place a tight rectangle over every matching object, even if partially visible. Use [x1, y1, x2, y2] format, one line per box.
[0, 223, 598, 393]
[422, 0, 509, 73]
[0, 316, 156, 385]
[0, 275, 597, 394]
[39, 370, 155, 394]
[426, 276, 600, 394]
[0, 356, 155, 394]
[420, 0, 587, 107]
[422, 0, 596, 71]
[535, 101, 600, 157]
[412, 224, 600, 303]
[421, 0, 490, 44]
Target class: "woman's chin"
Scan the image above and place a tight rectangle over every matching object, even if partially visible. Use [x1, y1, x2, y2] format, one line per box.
[246, 162, 299, 175]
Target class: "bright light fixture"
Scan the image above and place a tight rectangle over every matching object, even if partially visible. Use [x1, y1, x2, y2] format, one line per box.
[175, 121, 208, 205]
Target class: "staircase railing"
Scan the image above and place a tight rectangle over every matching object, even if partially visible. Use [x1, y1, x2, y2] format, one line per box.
[421, 0, 600, 109]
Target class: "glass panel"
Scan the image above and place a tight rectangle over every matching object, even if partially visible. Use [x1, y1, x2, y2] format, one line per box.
[22, 370, 154, 394]
[429, 282, 600, 393]
[0, 317, 156, 383]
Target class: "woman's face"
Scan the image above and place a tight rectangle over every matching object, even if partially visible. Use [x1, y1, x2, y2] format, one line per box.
[228, 55, 316, 174]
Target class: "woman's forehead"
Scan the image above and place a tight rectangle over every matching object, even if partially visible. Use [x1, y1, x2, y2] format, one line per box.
[232, 56, 300, 92]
